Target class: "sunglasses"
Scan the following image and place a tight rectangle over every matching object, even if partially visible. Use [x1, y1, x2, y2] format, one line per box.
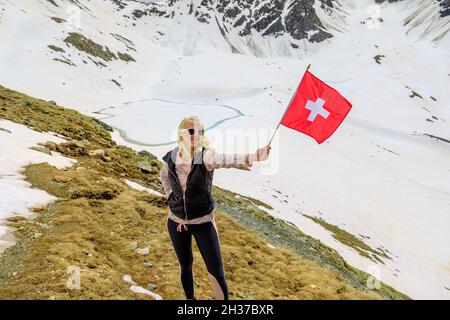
[184, 128, 205, 136]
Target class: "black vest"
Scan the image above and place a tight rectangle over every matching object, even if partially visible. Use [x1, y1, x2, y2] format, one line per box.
[162, 147, 215, 220]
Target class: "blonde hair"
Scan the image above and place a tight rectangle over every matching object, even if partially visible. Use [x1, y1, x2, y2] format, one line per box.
[177, 116, 210, 157]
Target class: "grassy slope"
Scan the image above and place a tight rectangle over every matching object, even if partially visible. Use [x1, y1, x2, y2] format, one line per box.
[0, 85, 409, 299]
[302, 214, 391, 264]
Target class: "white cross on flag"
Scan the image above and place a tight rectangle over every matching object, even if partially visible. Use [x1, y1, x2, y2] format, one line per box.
[280, 70, 352, 144]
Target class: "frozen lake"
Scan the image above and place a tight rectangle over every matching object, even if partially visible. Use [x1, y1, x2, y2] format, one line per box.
[97, 98, 244, 146]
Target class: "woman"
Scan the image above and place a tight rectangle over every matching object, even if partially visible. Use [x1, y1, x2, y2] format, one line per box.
[160, 116, 271, 300]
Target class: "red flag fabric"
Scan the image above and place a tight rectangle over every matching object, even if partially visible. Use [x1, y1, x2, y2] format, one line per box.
[280, 70, 352, 144]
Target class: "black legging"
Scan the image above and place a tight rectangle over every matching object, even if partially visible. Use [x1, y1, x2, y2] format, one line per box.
[167, 218, 229, 300]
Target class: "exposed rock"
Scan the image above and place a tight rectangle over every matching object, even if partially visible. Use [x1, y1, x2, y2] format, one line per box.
[137, 150, 157, 160]
[128, 242, 138, 250]
[135, 247, 150, 256]
[374, 54, 385, 64]
[147, 283, 157, 290]
[32, 232, 42, 239]
[138, 160, 157, 174]
[30, 146, 51, 155]
[92, 118, 114, 132]
[89, 149, 106, 158]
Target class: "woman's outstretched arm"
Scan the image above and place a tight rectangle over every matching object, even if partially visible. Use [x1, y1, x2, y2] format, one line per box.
[203, 146, 271, 171]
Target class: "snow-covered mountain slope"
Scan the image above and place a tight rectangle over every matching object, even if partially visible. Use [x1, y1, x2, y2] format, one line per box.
[126, 0, 337, 57]
[375, 0, 449, 42]
[0, 0, 167, 114]
[117, 0, 450, 56]
[0, 0, 449, 299]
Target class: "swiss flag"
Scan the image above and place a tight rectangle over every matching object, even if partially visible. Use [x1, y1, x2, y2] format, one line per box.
[280, 70, 352, 144]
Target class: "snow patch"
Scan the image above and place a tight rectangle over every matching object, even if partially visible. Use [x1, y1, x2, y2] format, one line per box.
[123, 274, 163, 300]
[0, 119, 75, 252]
[124, 179, 163, 196]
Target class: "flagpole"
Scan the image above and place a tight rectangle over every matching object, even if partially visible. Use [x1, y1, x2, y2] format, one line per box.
[267, 64, 311, 147]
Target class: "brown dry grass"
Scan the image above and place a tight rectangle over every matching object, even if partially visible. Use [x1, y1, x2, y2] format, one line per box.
[0, 162, 379, 300]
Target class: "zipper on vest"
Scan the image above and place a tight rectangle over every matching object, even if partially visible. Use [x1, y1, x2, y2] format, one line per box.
[182, 161, 196, 220]
[183, 159, 195, 220]
[168, 149, 200, 221]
